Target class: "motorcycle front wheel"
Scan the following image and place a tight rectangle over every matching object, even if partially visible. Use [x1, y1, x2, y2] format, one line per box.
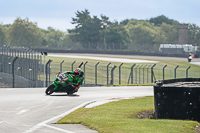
[45, 84, 55, 95]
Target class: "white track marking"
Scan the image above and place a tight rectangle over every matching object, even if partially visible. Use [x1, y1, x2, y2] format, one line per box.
[23, 100, 95, 133]
[42, 98, 49, 102]
[17, 109, 30, 115]
[44, 124, 75, 133]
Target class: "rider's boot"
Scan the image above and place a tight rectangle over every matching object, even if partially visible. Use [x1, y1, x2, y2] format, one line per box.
[74, 86, 79, 92]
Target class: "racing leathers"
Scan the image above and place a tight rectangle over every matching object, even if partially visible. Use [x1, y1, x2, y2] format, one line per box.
[62, 71, 84, 92]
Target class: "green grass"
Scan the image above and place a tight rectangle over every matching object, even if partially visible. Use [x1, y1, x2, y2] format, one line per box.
[57, 96, 198, 133]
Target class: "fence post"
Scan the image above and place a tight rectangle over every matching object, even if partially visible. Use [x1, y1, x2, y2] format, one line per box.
[41, 52, 48, 87]
[107, 62, 111, 85]
[163, 65, 167, 80]
[135, 65, 140, 84]
[3, 45, 6, 73]
[8, 57, 11, 74]
[174, 65, 179, 79]
[12, 57, 18, 88]
[46, 59, 52, 87]
[110, 65, 117, 85]
[78, 62, 84, 68]
[60, 60, 64, 72]
[71, 61, 76, 71]
[83, 61, 88, 84]
[1, 46, 4, 72]
[95, 62, 100, 85]
[35, 59, 39, 87]
[151, 64, 156, 83]
[147, 65, 151, 83]
[143, 65, 147, 84]
[119, 63, 123, 85]
[139, 65, 143, 84]
[5, 46, 9, 73]
[130, 63, 136, 84]
[186, 66, 191, 78]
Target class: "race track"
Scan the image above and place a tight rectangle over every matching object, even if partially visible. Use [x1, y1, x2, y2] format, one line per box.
[0, 86, 153, 133]
[1, 53, 199, 133]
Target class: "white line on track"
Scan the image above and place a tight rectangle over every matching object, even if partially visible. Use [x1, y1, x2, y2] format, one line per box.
[0, 121, 3, 124]
[42, 98, 49, 102]
[44, 124, 74, 133]
[17, 109, 30, 115]
[23, 100, 95, 133]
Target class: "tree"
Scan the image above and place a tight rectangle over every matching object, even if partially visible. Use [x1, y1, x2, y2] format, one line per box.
[188, 24, 200, 46]
[126, 20, 156, 50]
[7, 17, 43, 48]
[43, 27, 64, 48]
[0, 25, 6, 46]
[62, 34, 81, 49]
[120, 19, 130, 26]
[149, 15, 178, 26]
[104, 22, 130, 49]
[160, 23, 178, 44]
[69, 9, 111, 49]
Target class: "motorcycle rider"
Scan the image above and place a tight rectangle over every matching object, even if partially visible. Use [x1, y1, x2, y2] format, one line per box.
[188, 53, 192, 62]
[62, 68, 84, 92]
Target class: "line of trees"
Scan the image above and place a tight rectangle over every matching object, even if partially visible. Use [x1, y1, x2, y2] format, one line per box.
[0, 9, 200, 51]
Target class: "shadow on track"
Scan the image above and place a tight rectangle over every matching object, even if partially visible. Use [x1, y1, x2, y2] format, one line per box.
[47, 94, 80, 97]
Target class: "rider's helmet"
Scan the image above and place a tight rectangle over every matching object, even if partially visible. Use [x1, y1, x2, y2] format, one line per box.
[74, 68, 81, 74]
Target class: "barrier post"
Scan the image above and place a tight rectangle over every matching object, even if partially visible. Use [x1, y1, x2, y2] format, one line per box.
[83, 61, 88, 84]
[119, 63, 123, 85]
[60, 60, 64, 72]
[95, 62, 100, 85]
[174, 65, 179, 79]
[107, 62, 111, 85]
[12, 57, 18, 88]
[163, 65, 167, 80]
[186, 66, 191, 78]
[151, 64, 156, 83]
[110, 65, 117, 85]
[46, 59, 52, 87]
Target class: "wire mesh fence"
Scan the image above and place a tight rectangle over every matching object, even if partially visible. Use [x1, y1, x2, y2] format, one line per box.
[1, 46, 200, 88]
[0, 46, 43, 87]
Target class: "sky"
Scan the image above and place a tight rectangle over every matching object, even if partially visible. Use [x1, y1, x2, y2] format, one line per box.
[1, 0, 200, 32]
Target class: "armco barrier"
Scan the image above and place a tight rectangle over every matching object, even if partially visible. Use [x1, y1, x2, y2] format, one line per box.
[154, 78, 200, 122]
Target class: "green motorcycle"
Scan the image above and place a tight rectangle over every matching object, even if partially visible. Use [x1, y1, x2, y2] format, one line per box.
[45, 72, 81, 95]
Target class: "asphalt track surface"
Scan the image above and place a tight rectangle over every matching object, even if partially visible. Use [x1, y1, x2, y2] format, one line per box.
[48, 53, 200, 66]
[0, 86, 153, 133]
[48, 53, 200, 62]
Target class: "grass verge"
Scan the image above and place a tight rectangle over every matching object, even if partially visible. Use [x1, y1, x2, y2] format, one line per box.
[57, 96, 198, 133]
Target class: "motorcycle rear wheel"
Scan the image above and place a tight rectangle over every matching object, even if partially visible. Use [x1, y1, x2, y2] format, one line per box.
[45, 84, 55, 95]
[66, 90, 74, 95]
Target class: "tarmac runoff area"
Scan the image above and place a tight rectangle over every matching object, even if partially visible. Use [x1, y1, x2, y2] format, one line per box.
[48, 53, 158, 63]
